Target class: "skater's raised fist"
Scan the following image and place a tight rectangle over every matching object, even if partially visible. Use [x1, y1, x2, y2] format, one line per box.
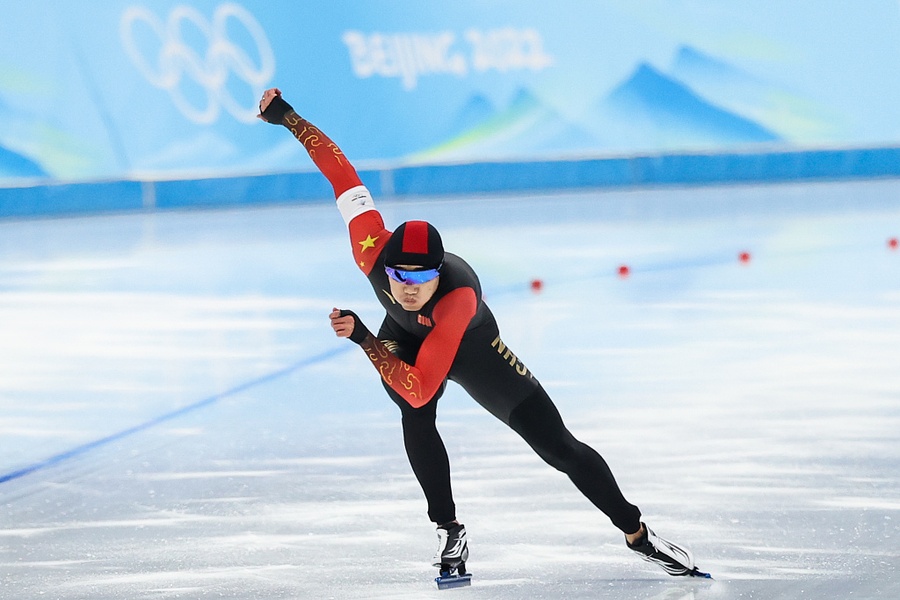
[258, 87, 293, 124]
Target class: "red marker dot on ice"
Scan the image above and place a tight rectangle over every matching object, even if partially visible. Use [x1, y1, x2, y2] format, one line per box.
[889, 237, 898, 250]
[530, 278, 544, 293]
[739, 251, 751, 264]
[618, 265, 630, 278]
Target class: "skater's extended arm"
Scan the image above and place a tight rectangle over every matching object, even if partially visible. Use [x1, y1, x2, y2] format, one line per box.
[258, 88, 389, 275]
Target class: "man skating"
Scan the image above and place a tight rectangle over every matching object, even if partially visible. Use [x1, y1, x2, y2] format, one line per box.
[257, 87, 708, 584]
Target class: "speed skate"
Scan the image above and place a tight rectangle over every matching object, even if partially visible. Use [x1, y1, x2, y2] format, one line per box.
[435, 562, 472, 590]
[432, 523, 472, 589]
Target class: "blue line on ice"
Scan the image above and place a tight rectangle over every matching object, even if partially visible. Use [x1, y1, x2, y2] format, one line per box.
[0, 345, 352, 485]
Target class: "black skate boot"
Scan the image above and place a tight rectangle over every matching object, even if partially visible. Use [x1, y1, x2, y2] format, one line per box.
[432, 522, 472, 589]
[627, 522, 711, 578]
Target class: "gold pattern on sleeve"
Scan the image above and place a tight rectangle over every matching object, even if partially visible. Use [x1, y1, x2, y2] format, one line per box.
[286, 113, 350, 166]
[360, 336, 423, 401]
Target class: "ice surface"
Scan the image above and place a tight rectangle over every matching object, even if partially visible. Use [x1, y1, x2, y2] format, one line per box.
[1, 180, 899, 599]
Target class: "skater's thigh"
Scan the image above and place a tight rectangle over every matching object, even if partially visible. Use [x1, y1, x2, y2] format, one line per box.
[507, 386, 577, 460]
[448, 323, 540, 423]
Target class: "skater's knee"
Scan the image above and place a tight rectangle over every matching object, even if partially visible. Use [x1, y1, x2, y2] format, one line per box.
[386, 381, 445, 416]
[533, 435, 581, 472]
[508, 390, 582, 470]
[397, 398, 439, 422]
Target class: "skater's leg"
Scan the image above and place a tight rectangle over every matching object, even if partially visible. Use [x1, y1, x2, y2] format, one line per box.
[445, 322, 640, 531]
[444, 322, 702, 576]
[377, 319, 457, 525]
[507, 386, 642, 534]
[386, 380, 457, 525]
[508, 388, 707, 577]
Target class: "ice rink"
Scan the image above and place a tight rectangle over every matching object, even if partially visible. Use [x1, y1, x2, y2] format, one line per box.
[2, 179, 899, 599]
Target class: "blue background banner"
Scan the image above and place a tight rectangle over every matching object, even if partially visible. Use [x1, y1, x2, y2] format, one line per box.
[2, 1, 900, 208]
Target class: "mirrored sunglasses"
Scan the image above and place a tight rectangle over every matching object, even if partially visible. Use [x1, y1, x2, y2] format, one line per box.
[385, 265, 441, 285]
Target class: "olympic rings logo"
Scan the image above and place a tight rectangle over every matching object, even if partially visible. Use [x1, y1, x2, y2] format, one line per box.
[120, 3, 275, 124]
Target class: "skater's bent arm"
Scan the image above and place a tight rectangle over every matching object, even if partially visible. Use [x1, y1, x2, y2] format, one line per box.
[354, 287, 478, 408]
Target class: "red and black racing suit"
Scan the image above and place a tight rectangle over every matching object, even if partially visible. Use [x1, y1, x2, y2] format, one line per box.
[277, 110, 641, 534]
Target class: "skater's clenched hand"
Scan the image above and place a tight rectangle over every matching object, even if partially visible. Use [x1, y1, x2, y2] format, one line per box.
[330, 308, 371, 344]
[257, 87, 295, 124]
[257, 87, 282, 118]
[330, 307, 356, 338]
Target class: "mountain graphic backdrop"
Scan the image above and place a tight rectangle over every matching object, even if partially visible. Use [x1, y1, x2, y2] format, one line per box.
[410, 47, 823, 161]
[593, 62, 781, 150]
[0, 98, 49, 178]
[410, 89, 600, 162]
[0, 144, 47, 178]
[668, 46, 840, 143]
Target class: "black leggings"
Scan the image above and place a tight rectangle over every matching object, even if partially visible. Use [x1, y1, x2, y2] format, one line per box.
[508, 386, 642, 534]
[379, 317, 642, 534]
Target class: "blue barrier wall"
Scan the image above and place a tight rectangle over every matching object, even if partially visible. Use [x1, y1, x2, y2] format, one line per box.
[0, 180, 146, 219]
[3, 146, 899, 219]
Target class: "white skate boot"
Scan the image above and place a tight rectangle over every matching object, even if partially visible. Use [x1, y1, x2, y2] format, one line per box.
[432, 523, 472, 589]
[627, 522, 710, 578]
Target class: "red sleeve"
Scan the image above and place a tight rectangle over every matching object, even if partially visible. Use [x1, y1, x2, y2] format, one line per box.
[348, 211, 391, 275]
[358, 287, 478, 408]
[281, 111, 391, 274]
[283, 111, 362, 198]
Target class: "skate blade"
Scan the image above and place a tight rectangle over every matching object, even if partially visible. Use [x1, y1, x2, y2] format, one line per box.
[435, 573, 472, 590]
[687, 567, 713, 579]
